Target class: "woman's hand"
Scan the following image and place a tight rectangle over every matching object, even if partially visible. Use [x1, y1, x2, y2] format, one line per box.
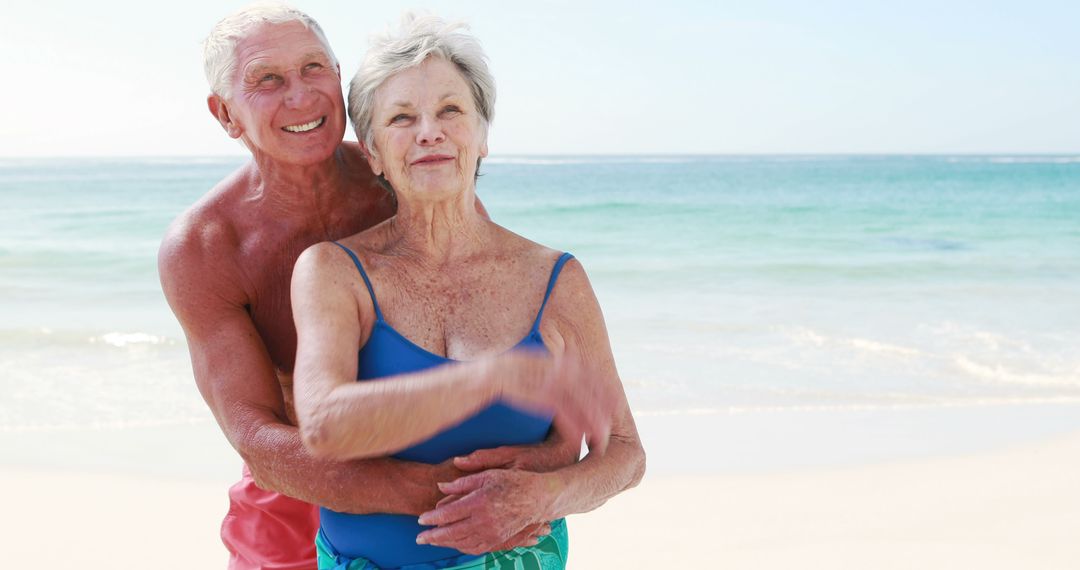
[415, 469, 557, 554]
[483, 347, 616, 455]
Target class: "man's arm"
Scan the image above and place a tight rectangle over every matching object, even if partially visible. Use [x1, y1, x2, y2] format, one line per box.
[158, 216, 450, 515]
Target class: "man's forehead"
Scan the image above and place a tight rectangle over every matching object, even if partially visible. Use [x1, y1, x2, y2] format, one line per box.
[234, 21, 331, 69]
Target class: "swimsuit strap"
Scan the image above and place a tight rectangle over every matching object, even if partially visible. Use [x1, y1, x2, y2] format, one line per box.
[530, 252, 575, 334]
[331, 242, 385, 322]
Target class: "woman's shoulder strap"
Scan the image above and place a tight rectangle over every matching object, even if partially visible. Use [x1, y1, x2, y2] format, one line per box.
[330, 241, 385, 322]
[530, 252, 575, 333]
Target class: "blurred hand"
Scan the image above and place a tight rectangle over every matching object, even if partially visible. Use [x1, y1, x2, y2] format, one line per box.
[486, 347, 615, 455]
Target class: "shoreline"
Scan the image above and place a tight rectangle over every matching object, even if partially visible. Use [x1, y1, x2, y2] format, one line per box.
[5, 400, 1080, 478]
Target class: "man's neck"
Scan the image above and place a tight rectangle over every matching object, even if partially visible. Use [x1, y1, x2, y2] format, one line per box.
[246, 145, 352, 225]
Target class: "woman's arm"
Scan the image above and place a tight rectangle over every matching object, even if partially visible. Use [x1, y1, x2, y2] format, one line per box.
[291, 244, 612, 461]
[521, 259, 646, 515]
[497, 258, 646, 515]
[414, 259, 646, 552]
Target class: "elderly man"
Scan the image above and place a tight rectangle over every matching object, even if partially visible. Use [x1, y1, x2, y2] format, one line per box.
[159, 5, 579, 569]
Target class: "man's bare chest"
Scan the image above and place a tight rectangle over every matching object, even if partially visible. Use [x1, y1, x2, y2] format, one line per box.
[237, 240, 311, 373]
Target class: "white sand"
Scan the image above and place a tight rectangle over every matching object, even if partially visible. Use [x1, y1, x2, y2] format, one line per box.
[4, 430, 1079, 569]
[568, 430, 1080, 568]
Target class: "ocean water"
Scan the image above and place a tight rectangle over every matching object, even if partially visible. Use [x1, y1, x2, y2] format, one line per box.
[2, 155, 1079, 436]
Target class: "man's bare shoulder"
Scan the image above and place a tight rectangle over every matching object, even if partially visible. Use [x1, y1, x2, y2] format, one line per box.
[158, 163, 255, 310]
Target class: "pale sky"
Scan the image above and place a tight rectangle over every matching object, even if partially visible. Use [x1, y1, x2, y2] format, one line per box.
[3, 0, 1078, 156]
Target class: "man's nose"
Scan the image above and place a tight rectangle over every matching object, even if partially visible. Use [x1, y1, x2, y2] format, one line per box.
[284, 78, 316, 109]
[415, 115, 445, 146]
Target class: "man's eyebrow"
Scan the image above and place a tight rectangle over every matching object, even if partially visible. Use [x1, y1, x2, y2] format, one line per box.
[243, 63, 277, 79]
[299, 51, 331, 63]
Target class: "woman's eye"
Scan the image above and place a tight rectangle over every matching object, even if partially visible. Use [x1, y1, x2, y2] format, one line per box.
[260, 74, 280, 84]
[390, 114, 413, 125]
[440, 106, 462, 117]
[304, 63, 324, 72]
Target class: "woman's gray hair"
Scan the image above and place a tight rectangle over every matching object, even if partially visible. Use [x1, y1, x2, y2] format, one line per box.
[348, 13, 496, 155]
[203, 2, 338, 100]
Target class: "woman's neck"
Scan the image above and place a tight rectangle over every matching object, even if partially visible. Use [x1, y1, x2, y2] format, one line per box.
[384, 188, 490, 265]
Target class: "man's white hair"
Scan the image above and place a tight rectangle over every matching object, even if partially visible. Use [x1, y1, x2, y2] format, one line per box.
[203, 2, 338, 100]
[348, 12, 496, 155]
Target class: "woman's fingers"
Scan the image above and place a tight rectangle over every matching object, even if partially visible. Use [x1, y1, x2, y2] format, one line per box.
[433, 471, 489, 501]
[434, 493, 461, 508]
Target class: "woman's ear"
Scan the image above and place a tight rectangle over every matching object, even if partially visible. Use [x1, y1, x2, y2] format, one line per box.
[359, 141, 383, 176]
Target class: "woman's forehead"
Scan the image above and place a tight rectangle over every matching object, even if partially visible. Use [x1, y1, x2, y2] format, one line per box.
[375, 57, 471, 108]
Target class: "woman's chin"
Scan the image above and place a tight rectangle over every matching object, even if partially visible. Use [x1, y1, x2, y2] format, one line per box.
[397, 178, 471, 201]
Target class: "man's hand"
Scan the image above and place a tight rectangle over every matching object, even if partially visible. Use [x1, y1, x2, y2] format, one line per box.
[453, 439, 580, 474]
[415, 469, 557, 554]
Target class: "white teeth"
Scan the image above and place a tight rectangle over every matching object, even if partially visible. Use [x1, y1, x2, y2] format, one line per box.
[283, 117, 324, 133]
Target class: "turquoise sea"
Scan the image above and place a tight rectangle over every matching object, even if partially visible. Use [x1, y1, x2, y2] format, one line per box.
[2, 155, 1080, 458]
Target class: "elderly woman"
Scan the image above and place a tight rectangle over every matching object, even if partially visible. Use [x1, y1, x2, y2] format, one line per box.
[291, 13, 645, 570]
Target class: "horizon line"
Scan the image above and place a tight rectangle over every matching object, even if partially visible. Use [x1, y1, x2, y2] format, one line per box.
[3, 151, 1080, 160]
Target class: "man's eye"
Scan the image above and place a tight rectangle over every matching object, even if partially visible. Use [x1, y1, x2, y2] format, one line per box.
[260, 74, 280, 83]
[304, 63, 324, 72]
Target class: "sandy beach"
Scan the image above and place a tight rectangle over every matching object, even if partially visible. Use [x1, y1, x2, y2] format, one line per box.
[570, 429, 1080, 568]
[5, 421, 1079, 569]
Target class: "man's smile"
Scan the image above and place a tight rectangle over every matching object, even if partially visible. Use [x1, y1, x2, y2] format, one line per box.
[282, 117, 326, 133]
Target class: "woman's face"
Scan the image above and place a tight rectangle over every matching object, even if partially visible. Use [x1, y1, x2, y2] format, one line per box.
[365, 56, 488, 200]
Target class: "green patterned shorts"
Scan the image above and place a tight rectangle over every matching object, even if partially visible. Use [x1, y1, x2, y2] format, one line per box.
[316, 518, 568, 570]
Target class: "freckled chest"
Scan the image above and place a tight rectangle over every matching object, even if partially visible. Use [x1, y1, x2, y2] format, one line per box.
[370, 256, 551, 360]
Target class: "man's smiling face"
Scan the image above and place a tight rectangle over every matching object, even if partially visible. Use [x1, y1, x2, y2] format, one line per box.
[223, 21, 345, 166]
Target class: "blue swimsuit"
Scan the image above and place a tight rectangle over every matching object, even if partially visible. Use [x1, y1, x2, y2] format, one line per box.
[318, 243, 573, 569]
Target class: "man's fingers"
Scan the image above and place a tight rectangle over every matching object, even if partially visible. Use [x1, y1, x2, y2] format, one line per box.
[552, 414, 584, 451]
[585, 414, 612, 455]
[454, 447, 515, 471]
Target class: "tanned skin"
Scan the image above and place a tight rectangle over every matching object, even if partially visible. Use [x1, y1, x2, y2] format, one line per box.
[160, 140, 576, 543]
[160, 20, 579, 553]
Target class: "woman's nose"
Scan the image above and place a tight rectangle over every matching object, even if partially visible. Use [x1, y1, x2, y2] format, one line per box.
[415, 115, 445, 146]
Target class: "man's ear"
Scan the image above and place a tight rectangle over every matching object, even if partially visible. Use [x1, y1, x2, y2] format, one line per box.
[207, 94, 243, 139]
